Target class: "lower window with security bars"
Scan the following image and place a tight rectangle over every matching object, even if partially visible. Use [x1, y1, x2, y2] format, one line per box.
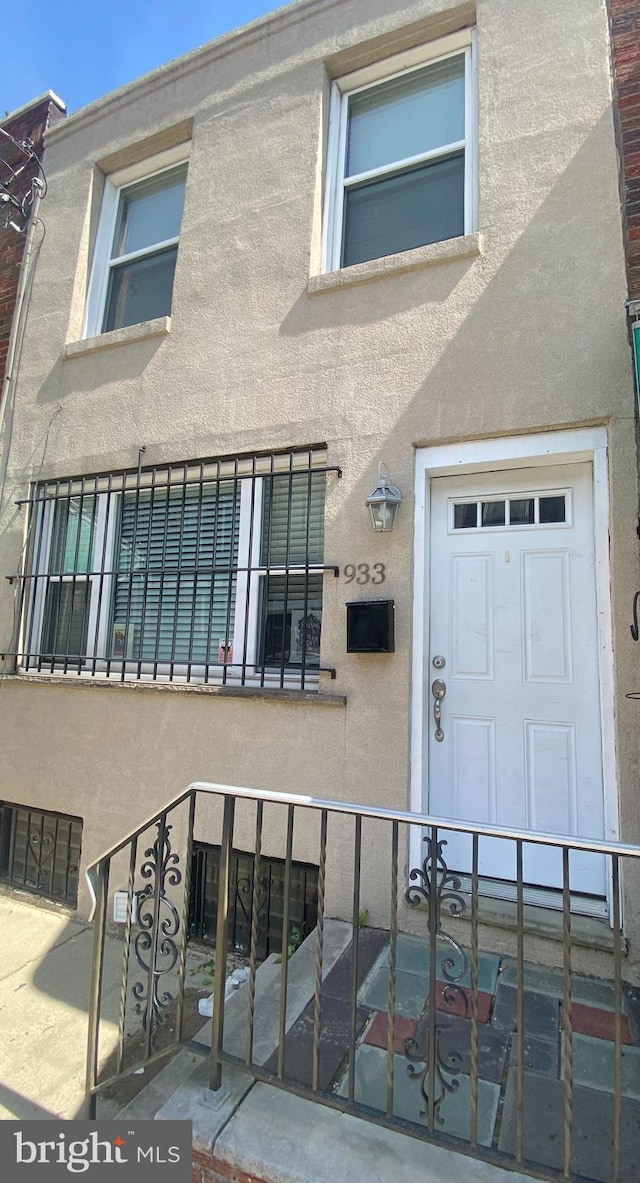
[10, 447, 338, 690]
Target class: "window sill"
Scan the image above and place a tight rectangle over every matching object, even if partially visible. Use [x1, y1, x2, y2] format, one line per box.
[6, 672, 346, 706]
[64, 316, 171, 359]
[308, 233, 482, 295]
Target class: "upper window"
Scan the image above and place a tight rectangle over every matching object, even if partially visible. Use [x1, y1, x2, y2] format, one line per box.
[14, 449, 337, 691]
[85, 146, 188, 338]
[324, 31, 476, 272]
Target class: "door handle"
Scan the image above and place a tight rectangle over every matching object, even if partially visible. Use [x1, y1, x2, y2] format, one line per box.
[432, 678, 446, 742]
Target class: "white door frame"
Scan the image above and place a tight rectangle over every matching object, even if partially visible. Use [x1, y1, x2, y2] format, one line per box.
[409, 426, 618, 892]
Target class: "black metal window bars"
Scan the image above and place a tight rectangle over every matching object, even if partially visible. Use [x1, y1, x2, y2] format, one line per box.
[8, 447, 340, 690]
[0, 801, 82, 905]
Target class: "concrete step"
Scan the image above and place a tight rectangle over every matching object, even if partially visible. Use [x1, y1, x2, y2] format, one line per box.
[117, 919, 353, 1130]
[200, 1081, 535, 1183]
[119, 920, 537, 1183]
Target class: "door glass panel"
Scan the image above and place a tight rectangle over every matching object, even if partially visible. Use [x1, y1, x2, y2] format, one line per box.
[453, 503, 478, 529]
[509, 498, 534, 524]
[452, 494, 568, 531]
[539, 495, 566, 523]
[481, 500, 505, 527]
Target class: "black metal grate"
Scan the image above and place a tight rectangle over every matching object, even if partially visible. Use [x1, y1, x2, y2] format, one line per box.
[9, 447, 340, 690]
[0, 801, 82, 905]
[189, 841, 319, 960]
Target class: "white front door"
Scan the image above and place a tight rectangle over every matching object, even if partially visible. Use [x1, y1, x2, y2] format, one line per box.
[426, 462, 607, 904]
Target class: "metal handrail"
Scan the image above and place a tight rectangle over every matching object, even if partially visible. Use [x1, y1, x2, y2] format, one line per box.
[83, 778, 639, 1180]
[86, 779, 640, 921]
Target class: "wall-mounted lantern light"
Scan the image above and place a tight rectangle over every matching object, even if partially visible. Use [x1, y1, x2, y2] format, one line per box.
[366, 463, 402, 532]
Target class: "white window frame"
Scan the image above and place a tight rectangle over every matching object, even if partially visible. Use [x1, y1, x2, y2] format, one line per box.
[322, 28, 477, 274]
[25, 493, 117, 669]
[84, 143, 190, 339]
[21, 466, 326, 690]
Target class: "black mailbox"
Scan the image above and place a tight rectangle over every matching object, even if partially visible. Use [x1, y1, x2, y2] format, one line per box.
[346, 599, 395, 653]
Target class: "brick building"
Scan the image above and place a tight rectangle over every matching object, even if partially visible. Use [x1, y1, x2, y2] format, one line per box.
[0, 93, 66, 397]
[609, 0, 640, 303]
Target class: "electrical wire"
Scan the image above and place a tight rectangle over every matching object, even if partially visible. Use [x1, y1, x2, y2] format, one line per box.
[0, 125, 48, 231]
[0, 209, 55, 687]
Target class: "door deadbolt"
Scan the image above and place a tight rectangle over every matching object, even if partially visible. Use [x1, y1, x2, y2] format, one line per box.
[432, 655, 446, 669]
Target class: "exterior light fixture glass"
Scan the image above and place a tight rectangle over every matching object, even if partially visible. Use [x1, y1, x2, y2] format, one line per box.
[366, 463, 402, 532]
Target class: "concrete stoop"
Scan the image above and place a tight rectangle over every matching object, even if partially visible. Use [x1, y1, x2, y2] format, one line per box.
[117, 921, 532, 1183]
[192, 1084, 534, 1183]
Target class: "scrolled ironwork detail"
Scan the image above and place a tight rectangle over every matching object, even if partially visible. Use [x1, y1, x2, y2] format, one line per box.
[406, 834, 466, 923]
[404, 832, 469, 1124]
[404, 1028, 463, 1125]
[132, 822, 182, 1046]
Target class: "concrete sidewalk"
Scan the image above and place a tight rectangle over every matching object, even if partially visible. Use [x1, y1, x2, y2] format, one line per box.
[0, 893, 122, 1120]
[0, 893, 534, 1183]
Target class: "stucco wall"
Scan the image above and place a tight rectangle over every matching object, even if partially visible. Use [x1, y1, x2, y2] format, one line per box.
[0, 0, 637, 942]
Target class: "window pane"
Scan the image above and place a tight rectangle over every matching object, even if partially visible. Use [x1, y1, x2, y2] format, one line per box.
[113, 165, 186, 258]
[509, 498, 534, 525]
[103, 246, 178, 332]
[43, 581, 90, 659]
[261, 473, 325, 566]
[453, 503, 477, 529]
[260, 574, 323, 668]
[113, 482, 239, 664]
[50, 497, 96, 574]
[481, 501, 505, 527]
[342, 152, 464, 267]
[347, 56, 465, 177]
[539, 495, 566, 524]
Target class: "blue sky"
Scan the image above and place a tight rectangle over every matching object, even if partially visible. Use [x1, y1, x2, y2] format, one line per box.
[4, 1, 287, 118]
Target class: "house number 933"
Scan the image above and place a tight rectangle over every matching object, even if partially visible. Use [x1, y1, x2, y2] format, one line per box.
[343, 563, 386, 585]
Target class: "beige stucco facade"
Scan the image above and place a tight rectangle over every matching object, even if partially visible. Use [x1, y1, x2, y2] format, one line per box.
[0, 0, 638, 964]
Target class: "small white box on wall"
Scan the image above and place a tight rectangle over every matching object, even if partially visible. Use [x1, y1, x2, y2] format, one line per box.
[113, 890, 138, 924]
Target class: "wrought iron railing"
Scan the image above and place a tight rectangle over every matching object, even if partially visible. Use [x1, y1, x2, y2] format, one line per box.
[85, 783, 640, 1183]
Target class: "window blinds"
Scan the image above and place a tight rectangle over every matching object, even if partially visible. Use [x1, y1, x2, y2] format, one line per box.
[114, 482, 239, 663]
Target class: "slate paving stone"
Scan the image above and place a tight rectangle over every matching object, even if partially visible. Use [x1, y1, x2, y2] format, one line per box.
[571, 1001, 633, 1045]
[322, 927, 389, 1005]
[359, 966, 431, 1019]
[492, 983, 560, 1041]
[361, 979, 493, 1024]
[571, 977, 628, 1013]
[335, 1042, 500, 1147]
[561, 1033, 640, 1099]
[499, 961, 629, 1015]
[410, 1009, 511, 1084]
[509, 1032, 559, 1078]
[499, 959, 564, 998]
[359, 932, 499, 1007]
[391, 932, 430, 978]
[363, 1011, 418, 1054]
[432, 981, 494, 1022]
[263, 995, 369, 1091]
[378, 933, 500, 994]
[499, 1068, 640, 1181]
